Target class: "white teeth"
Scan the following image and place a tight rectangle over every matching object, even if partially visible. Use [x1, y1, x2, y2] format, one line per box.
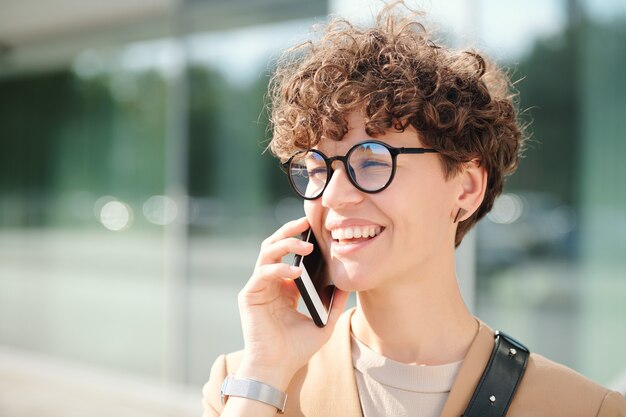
[330, 226, 382, 241]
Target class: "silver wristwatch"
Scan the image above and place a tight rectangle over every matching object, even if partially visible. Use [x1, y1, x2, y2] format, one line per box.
[221, 375, 287, 414]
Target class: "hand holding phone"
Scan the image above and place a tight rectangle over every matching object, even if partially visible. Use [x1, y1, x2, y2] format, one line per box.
[293, 228, 336, 327]
[235, 218, 348, 390]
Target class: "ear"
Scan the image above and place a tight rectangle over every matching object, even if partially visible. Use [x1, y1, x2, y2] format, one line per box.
[453, 159, 487, 222]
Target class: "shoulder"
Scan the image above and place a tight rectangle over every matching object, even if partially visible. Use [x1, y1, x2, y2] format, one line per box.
[509, 352, 626, 416]
[474, 319, 626, 416]
[201, 350, 245, 417]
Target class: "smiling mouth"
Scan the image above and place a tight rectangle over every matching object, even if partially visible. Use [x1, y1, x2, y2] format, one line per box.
[330, 225, 384, 244]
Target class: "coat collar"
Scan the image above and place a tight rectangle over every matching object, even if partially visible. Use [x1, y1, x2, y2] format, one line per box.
[295, 307, 495, 417]
[296, 307, 363, 416]
[439, 316, 494, 417]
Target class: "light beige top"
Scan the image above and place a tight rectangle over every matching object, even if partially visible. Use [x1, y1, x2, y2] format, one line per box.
[351, 333, 463, 417]
[203, 308, 626, 417]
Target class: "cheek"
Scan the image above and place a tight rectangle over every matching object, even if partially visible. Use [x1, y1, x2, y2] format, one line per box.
[304, 201, 324, 232]
[303, 200, 315, 221]
[389, 175, 453, 243]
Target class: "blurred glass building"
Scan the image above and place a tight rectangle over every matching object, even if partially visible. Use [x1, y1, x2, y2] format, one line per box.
[0, 0, 625, 414]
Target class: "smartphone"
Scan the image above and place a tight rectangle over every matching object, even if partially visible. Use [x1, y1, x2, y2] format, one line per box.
[293, 228, 335, 327]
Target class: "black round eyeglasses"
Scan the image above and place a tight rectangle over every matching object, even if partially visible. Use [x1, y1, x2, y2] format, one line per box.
[282, 140, 439, 200]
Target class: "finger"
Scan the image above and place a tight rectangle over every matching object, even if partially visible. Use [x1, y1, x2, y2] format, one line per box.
[278, 278, 301, 309]
[243, 263, 303, 298]
[256, 237, 313, 267]
[251, 277, 301, 312]
[261, 217, 310, 248]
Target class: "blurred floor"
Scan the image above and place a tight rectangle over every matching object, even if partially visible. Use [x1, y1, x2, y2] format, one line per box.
[0, 345, 201, 417]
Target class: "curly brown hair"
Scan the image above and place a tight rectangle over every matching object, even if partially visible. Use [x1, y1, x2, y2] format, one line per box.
[268, 4, 526, 248]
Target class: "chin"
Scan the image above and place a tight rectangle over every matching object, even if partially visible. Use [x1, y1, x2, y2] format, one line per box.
[329, 261, 377, 293]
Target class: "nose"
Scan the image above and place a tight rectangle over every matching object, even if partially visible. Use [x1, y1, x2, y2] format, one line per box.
[321, 160, 363, 209]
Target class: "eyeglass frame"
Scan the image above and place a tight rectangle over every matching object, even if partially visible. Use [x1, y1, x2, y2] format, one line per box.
[282, 139, 440, 200]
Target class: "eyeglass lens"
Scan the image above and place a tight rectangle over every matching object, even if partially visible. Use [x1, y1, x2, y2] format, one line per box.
[289, 142, 394, 198]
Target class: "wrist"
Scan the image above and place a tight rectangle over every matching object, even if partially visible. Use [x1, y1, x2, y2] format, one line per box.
[236, 359, 295, 392]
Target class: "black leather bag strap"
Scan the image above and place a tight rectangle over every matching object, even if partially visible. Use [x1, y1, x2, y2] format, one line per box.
[462, 331, 530, 417]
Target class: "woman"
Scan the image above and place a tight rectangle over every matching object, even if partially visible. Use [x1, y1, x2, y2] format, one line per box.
[202, 5, 626, 417]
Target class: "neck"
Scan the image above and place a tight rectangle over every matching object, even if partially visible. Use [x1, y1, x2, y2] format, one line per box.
[351, 247, 478, 366]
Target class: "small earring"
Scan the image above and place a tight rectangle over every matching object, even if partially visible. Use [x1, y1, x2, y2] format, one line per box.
[454, 208, 468, 223]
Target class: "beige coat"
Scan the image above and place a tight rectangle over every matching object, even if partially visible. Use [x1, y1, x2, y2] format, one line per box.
[203, 308, 626, 417]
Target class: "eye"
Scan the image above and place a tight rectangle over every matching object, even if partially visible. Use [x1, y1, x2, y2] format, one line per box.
[307, 167, 327, 178]
[361, 159, 390, 168]
[357, 158, 392, 171]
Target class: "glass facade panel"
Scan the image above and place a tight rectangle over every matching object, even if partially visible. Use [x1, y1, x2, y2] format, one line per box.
[473, 0, 626, 387]
[0, 47, 171, 377]
[577, 3, 626, 383]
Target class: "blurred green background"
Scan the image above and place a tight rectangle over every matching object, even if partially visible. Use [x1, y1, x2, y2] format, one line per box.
[0, 0, 625, 415]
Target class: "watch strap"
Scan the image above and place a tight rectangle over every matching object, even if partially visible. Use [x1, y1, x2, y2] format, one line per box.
[221, 375, 287, 414]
